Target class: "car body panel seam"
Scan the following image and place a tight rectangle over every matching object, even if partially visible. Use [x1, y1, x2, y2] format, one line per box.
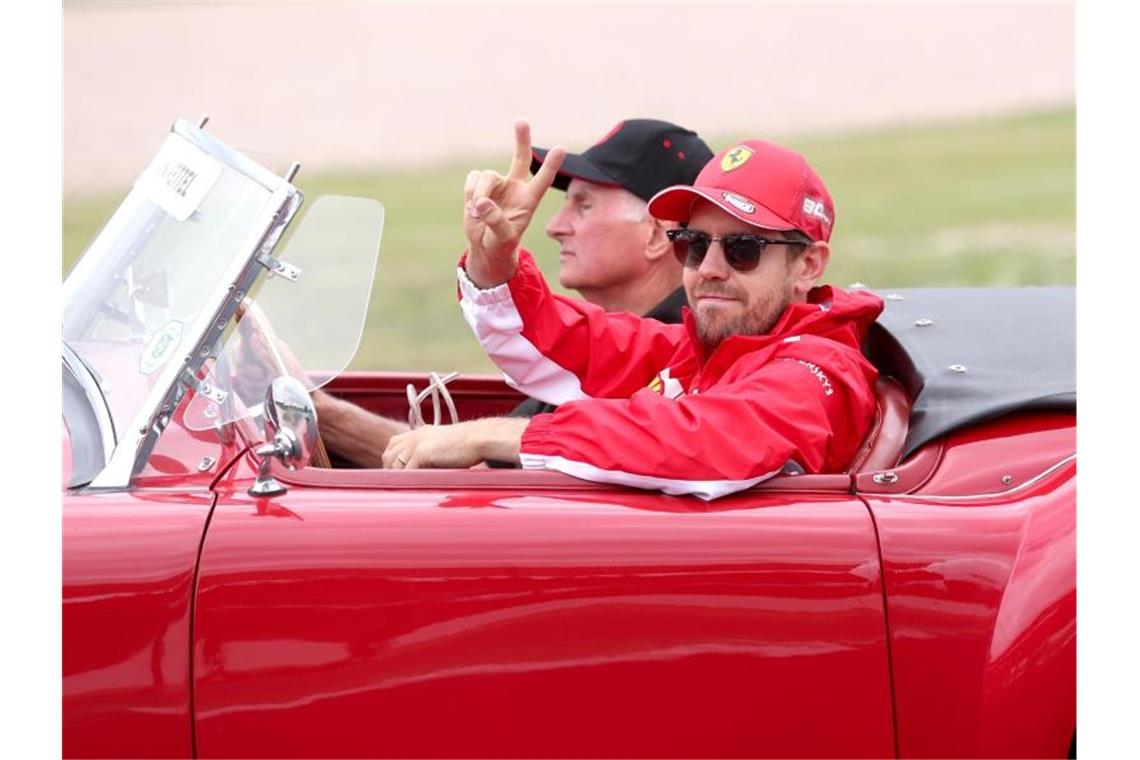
[859, 493, 901, 759]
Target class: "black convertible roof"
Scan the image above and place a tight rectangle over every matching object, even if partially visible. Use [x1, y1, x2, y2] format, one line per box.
[863, 287, 1075, 458]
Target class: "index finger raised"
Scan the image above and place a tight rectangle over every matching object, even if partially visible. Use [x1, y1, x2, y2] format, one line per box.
[507, 120, 534, 180]
[527, 144, 566, 203]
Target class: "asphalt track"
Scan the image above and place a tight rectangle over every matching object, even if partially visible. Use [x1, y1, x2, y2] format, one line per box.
[63, 1, 1073, 197]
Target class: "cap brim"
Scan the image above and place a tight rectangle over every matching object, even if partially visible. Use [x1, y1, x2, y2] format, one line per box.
[531, 147, 622, 192]
[648, 185, 796, 232]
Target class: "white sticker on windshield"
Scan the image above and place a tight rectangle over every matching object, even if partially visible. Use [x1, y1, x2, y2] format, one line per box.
[140, 320, 184, 375]
[135, 135, 223, 222]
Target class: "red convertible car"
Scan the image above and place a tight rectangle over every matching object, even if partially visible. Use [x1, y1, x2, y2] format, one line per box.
[62, 119, 1075, 758]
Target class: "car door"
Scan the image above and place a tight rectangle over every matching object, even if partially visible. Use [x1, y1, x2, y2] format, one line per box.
[193, 468, 895, 758]
[63, 489, 213, 758]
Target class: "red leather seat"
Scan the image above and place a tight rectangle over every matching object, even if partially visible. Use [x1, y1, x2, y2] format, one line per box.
[847, 376, 910, 473]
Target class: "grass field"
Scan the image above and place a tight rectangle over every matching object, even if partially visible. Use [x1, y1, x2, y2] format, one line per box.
[63, 108, 1074, 373]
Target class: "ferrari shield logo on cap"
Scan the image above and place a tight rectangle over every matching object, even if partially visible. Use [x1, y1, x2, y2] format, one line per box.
[721, 146, 753, 172]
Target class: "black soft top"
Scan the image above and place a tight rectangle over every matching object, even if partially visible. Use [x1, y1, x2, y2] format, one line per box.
[863, 287, 1075, 457]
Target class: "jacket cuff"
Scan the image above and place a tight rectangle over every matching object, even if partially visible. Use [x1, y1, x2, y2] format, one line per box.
[518, 412, 555, 468]
[457, 262, 514, 306]
[456, 250, 536, 305]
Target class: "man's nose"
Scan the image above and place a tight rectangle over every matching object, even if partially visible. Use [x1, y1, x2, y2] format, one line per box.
[545, 205, 572, 239]
[696, 240, 731, 280]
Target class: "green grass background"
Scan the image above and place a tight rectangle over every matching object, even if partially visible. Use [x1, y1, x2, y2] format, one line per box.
[63, 108, 1075, 373]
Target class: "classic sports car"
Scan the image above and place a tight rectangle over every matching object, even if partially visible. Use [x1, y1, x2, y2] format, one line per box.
[63, 120, 1075, 758]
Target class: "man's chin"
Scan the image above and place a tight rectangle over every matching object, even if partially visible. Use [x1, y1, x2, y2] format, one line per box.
[694, 315, 736, 352]
[556, 257, 585, 288]
[695, 303, 741, 330]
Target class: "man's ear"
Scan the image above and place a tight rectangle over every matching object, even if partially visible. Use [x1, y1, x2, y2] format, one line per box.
[644, 219, 673, 262]
[792, 241, 830, 298]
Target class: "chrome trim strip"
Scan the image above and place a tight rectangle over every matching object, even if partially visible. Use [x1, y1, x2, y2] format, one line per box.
[873, 454, 1076, 502]
[62, 341, 116, 468]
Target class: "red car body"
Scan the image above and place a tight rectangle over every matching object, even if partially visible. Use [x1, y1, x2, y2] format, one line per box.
[62, 120, 1075, 758]
[63, 371, 1075, 759]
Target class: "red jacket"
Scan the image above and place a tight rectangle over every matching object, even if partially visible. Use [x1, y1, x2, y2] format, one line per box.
[458, 251, 883, 500]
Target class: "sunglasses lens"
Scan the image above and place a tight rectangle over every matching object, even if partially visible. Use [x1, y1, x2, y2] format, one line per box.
[670, 231, 710, 268]
[722, 235, 765, 272]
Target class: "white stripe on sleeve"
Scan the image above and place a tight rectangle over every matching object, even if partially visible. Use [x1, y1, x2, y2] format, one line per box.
[457, 266, 591, 405]
[518, 452, 782, 501]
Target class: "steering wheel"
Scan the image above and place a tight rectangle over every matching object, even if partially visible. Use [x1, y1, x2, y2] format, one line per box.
[236, 300, 332, 469]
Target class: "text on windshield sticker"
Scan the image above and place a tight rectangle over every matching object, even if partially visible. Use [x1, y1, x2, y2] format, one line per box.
[136, 134, 223, 222]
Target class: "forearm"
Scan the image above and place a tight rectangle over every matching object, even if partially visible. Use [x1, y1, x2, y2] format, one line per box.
[314, 390, 409, 468]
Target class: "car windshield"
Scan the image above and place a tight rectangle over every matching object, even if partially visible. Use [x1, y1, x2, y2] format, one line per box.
[63, 124, 384, 483]
[63, 130, 283, 443]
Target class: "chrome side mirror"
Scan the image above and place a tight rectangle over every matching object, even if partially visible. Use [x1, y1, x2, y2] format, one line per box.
[248, 376, 318, 497]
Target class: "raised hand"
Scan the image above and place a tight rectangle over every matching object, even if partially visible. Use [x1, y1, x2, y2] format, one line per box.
[463, 120, 565, 287]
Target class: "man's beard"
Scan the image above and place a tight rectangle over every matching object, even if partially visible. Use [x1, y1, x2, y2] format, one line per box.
[693, 282, 794, 354]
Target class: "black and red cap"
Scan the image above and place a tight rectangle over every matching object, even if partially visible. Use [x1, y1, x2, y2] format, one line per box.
[530, 119, 714, 203]
[648, 140, 836, 243]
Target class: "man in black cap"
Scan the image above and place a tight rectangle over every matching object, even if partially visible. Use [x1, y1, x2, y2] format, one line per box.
[532, 119, 712, 317]
[316, 119, 713, 466]
[506, 118, 713, 419]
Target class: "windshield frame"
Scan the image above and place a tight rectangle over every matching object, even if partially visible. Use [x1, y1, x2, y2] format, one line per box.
[64, 118, 303, 491]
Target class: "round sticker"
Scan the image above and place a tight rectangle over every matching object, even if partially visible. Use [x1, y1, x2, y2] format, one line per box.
[140, 320, 184, 375]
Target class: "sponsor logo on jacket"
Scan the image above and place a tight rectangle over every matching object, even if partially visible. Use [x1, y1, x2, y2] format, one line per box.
[647, 368, 685, 399]
[779, 357, 834, 396]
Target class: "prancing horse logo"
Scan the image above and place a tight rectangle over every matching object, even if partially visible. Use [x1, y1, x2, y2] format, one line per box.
[721, 146, 754, 172]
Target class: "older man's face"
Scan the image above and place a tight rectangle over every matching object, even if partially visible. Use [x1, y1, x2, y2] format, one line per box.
[544, 179, 653, 299]
[681, 200, 800, 352]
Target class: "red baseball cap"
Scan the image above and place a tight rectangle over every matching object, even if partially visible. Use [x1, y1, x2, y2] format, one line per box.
[647, 140, 836, 242]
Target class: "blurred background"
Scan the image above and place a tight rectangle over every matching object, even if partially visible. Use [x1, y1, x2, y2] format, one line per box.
[63, 1, 1074, 373]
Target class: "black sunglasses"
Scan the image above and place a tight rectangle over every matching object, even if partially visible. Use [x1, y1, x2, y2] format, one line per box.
[666, 228, 808, 272]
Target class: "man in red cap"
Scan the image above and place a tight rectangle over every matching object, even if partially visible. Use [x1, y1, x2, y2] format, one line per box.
[382, 122, 883, 500]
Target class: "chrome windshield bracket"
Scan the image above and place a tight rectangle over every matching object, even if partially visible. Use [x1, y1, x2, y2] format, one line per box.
[256, 252, 303, 282]
[182, 369, 229, 404]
